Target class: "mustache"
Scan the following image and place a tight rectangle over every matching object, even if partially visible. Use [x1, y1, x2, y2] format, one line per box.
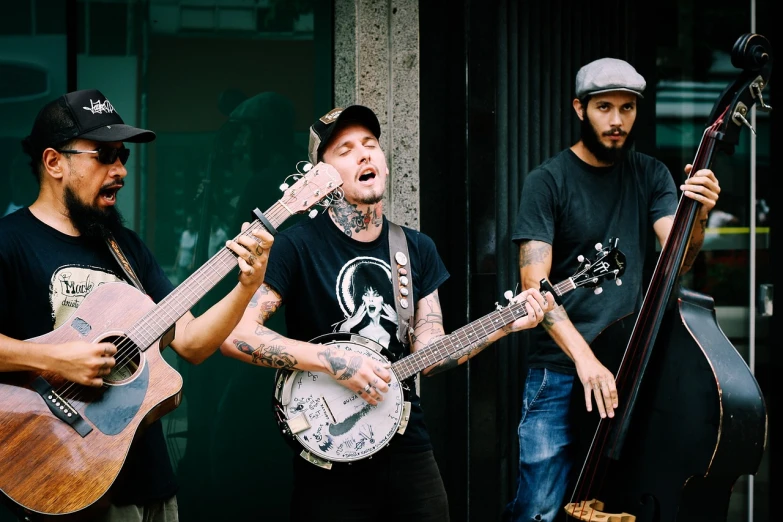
[100, 181, 124, 192]
[603, 129, 628, 137]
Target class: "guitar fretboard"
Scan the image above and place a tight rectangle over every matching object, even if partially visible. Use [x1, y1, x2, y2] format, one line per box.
[391, 279, 575, 380]
[126, 201, 291, 350]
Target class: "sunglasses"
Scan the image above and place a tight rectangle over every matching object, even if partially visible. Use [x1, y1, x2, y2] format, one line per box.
[57, 146, 131, 165]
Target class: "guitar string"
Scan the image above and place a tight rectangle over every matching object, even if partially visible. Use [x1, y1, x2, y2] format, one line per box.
[280, 271, 607, 419]
[57, 205, 293, 403]
[282, 279, 583, 418]
[57, 223, 262, 402]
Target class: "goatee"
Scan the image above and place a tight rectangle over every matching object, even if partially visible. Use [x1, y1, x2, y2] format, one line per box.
[580, 113, 635, 164]
[65, 186, 125, 239]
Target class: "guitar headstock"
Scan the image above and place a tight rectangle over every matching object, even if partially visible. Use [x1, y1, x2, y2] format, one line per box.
[279, 161, 344, 216]
[571, 237, 627, 294]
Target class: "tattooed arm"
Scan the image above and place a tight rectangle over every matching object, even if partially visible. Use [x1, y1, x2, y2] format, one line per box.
[519, 240, 617, 418]
[418, 288, 552, 377]
[218, 282, 392, 405]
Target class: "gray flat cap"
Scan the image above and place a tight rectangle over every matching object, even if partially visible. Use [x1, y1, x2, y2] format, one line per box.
[575, 58, 646, 98]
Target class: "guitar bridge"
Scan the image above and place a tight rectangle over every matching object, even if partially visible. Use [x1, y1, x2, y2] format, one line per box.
[31, 376, 93, 437]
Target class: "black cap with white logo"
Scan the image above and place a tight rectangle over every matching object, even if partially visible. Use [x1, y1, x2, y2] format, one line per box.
[22, 89, 156, 159]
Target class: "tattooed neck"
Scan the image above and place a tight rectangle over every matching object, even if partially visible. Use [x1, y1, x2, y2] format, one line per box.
[329, 201, 383, 237]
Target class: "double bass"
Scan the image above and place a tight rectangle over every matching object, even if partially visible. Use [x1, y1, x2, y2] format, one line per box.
[565, 33, 772, 522]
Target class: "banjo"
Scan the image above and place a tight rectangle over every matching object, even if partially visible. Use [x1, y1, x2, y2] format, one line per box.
[273, 239, 627, 469]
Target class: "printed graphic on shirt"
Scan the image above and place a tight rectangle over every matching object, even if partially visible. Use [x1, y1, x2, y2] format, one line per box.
[50, 265, 123, 328]
[334, 256, 399, 349]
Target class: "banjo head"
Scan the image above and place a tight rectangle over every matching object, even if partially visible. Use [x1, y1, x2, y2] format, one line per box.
[273, 333, 404, 464]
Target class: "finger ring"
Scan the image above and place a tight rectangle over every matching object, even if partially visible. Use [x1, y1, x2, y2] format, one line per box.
[364, 384, 372, 393]
[247, 255, 257, 265]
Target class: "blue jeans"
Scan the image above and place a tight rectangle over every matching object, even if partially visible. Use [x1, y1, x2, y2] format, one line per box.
[505, 368, 575, 522]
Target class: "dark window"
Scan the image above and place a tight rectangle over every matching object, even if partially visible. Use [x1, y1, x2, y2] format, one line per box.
[35, 0, 67, 34]
[0, 0, 32, 35]
[88, 2, 128, 55]
[0, 62, 48, 100]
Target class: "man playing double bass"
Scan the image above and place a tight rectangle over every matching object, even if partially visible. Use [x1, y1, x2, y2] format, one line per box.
[504, 57, 720, 522]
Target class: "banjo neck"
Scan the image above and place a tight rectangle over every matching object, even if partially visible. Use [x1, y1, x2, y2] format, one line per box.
[391, 238, 627, 381]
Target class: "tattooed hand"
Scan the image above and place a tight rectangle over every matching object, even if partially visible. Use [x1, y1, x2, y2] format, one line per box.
[316, 345, 393, 406]
[504, 288, 556, 333]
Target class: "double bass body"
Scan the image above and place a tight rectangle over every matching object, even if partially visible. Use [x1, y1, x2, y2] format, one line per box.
[571, 287, 767, 521]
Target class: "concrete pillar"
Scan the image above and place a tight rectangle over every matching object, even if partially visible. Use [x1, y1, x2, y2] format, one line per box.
[334, 0, 420, 229]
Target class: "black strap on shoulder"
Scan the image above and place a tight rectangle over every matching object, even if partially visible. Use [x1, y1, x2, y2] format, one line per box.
[252, 208, 278, 236]
[388, 222, 413, 347]
[105, 232, 145, 292]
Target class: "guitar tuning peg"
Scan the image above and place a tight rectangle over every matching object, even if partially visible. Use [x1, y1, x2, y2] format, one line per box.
[594, 287, 603, 295]
[503, 290, 514, 301]
[577, 255, 585, 262]
[308, 209, 318, 219]
[279, 183, 289, 191]
[595, 243, 603, 251]
[495, 301, 503, 311]
[616, 278, 622, 286]
[302, 162, 313, 172]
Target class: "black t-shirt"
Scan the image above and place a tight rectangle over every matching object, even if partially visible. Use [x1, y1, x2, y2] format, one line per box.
[263, 211, 449, 453]
[512, 149, 678, 373]
[0, 208, 178, 505]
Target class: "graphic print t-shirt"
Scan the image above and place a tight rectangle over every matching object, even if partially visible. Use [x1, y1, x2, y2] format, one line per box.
[263, 211, 450, 453]
[0, 208, 178, 505]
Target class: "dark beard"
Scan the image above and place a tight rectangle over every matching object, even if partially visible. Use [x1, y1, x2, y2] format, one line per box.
[580, 112, 635, 164]
[64, 185, 124, 239]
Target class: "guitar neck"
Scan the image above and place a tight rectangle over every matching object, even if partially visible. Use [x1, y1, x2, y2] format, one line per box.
[392, 278, 575, 381]
[127, 201, 292, 350]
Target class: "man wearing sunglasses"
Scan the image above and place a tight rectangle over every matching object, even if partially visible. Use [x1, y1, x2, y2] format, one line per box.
[0, 89, 274, 522]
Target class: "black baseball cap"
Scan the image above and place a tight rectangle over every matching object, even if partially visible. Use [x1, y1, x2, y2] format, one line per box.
[308, 105, 381, 165]
[22, 89, 156, 159]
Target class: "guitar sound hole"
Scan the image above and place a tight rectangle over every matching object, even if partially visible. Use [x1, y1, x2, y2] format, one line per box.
[101, 335, 143, 384]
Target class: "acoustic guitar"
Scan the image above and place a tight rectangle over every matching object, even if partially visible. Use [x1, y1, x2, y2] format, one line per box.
[0, 162, 342, 518]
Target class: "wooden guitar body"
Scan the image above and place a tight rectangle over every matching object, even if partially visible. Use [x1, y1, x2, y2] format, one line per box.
[0, 283, 182, 517]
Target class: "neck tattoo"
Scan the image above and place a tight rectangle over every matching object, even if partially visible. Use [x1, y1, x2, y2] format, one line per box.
[329, 202, 382, 237]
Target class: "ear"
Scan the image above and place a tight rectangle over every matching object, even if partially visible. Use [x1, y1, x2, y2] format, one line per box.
[572, 98, 584, 120]
[41, 148, 65, 180]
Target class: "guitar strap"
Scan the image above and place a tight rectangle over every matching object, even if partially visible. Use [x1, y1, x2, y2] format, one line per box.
[388, 220, 420, 404]
[388, 222, 413, 347]
[105, 232, 146, 293]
